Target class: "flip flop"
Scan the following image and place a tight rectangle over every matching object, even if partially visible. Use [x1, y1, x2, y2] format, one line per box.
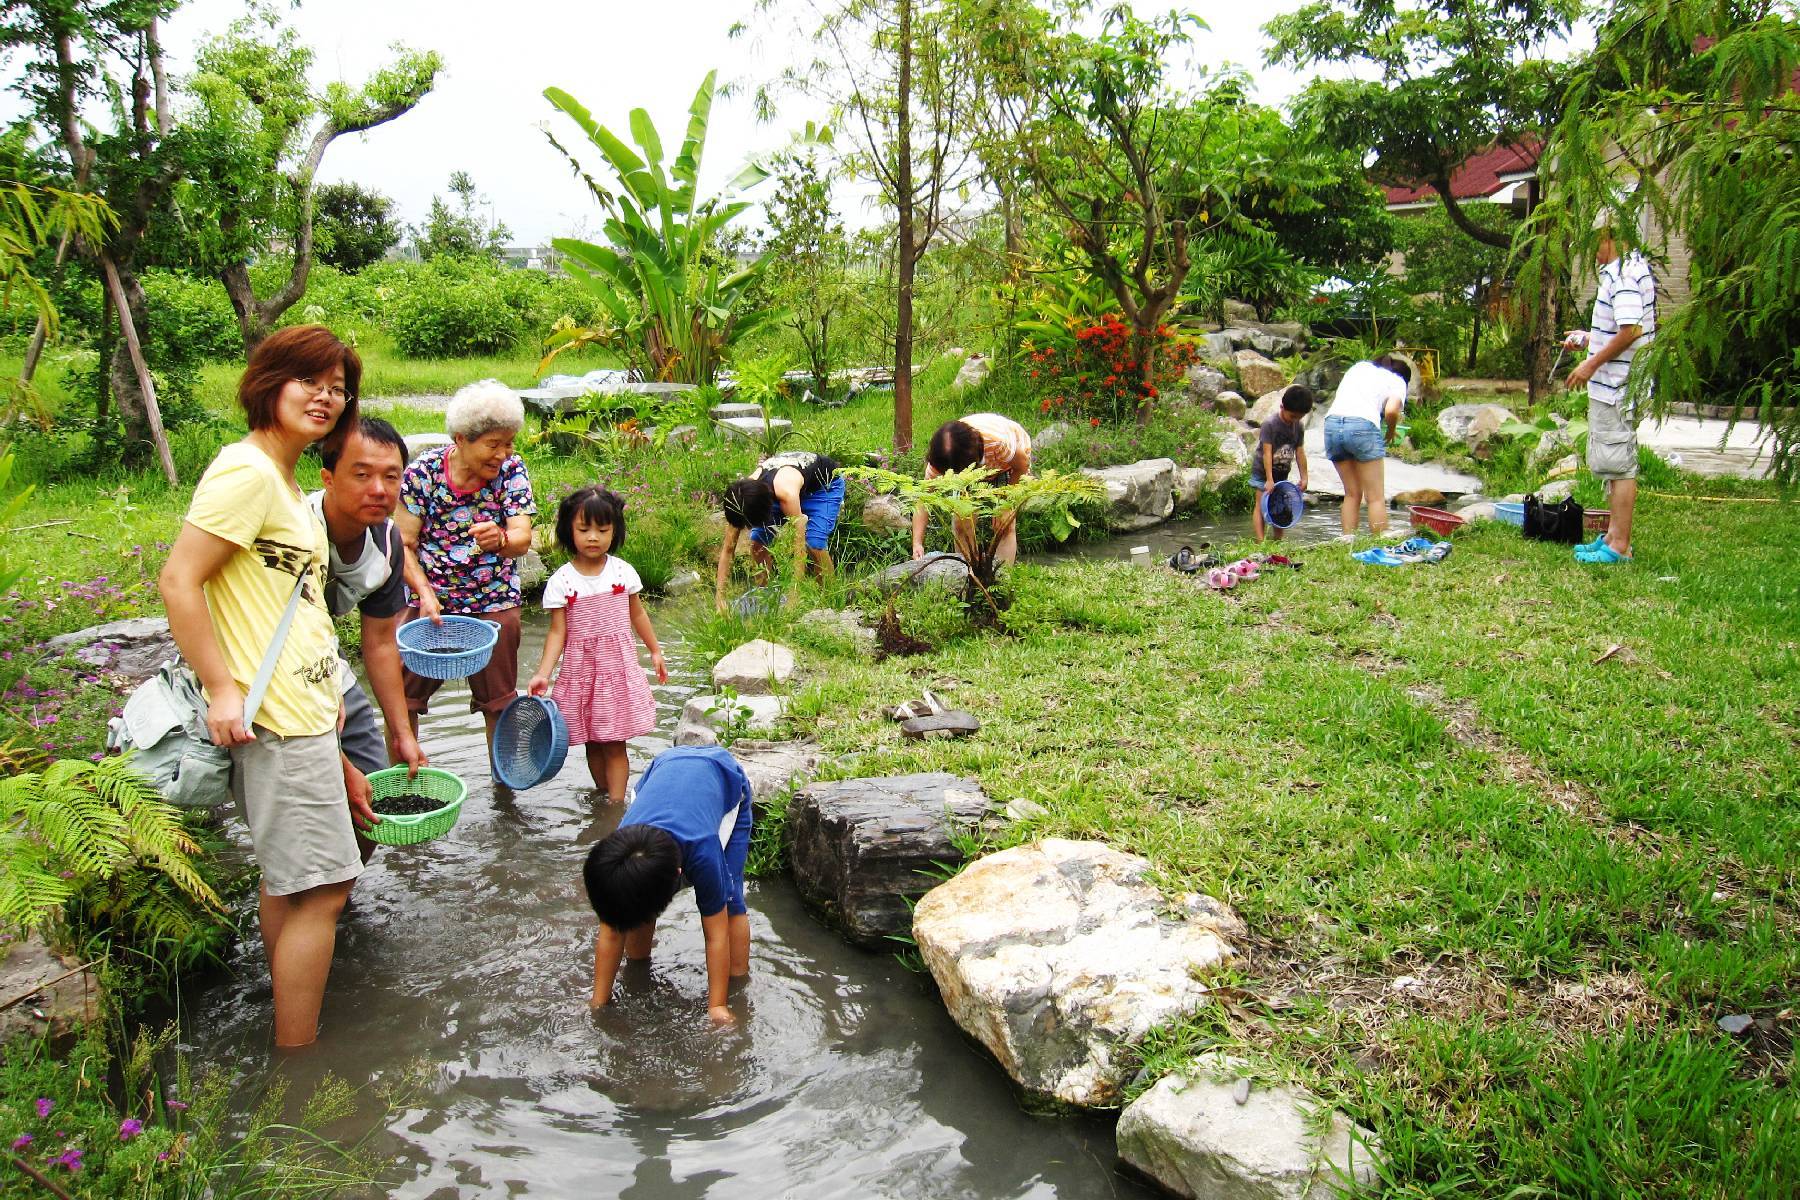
[1229, 558, 1260, 580]
[1206, 567, 1238, 590]
[1575, 541, 1633, 564]
[1266, 554, 1301, 570]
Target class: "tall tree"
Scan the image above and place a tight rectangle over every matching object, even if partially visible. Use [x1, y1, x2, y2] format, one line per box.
[176, 15, 440, 353]
[1520, 0, 1800, 481]
[745, 0, 981, 451]
[411, 170, 510, 261]
[1265, 0, 1579, 396]
[965, 2, 1205, 424]
[5, 0, 185, 479]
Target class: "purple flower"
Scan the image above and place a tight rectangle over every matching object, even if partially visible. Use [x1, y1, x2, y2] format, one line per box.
[163, 1100, 187, 1112]
[51, 1147, 82, 1172]
[157, 1149, 171, 1162]
[11, 1133, 32, 1150]
[118, 1118, 143, 1140]
[35, 1098, 52, 1119]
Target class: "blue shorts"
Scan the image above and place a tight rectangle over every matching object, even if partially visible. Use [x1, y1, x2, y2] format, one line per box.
[1324, 415, 1385, 463]
[749, 476, 846, 550]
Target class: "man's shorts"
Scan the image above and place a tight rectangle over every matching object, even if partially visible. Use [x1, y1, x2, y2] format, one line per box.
[402, 605, 521, 716]
[231, 728, 362, 896]
[749, 477, 846, 551]
[1323, 415, 1385, 463]
[1586, 396, 1640, 481]
[339, 679, 389, 777]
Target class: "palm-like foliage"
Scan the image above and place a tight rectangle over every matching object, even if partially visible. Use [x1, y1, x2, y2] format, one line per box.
[1, 756, 222, 936]
[540, 72, 776, 385]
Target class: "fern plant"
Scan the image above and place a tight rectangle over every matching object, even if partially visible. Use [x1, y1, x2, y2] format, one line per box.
[1, 756, 223, 936]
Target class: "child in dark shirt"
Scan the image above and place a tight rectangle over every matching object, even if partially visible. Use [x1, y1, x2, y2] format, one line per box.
[583, 745, 753, 1025]
[1253, 385, 1314, 542]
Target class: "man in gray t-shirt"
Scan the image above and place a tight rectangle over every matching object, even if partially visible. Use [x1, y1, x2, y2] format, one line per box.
[310, 418, 428, 860]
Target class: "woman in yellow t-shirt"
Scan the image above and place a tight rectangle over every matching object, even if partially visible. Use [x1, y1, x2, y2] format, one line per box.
[159, 325, 363, 1049]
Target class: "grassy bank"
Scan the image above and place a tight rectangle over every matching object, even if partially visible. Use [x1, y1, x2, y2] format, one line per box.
[745, 489, 1797, 1197]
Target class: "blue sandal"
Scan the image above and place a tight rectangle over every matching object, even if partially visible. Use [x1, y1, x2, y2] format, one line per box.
[1575, 541, 1632, 564]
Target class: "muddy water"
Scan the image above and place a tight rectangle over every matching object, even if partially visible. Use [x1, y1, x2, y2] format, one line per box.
[174, 612, 1150, 1198]
[1051, 501, 1403, 564]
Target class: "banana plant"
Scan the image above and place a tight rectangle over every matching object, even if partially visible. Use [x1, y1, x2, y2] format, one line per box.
[541, 72, 777, 385]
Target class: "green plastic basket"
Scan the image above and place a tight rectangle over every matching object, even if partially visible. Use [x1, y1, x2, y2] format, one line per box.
[364, 767, 466, 847]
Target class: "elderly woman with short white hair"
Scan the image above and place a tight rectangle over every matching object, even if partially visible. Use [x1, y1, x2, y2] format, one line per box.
[396, 379, 537, 748]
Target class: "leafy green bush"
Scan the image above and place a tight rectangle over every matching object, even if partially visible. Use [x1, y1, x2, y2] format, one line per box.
[386, 264, 524, 357]
[138, 271, 241, 363]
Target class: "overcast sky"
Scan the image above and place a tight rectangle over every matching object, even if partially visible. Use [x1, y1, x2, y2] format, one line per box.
[133, 0, 1322, 246]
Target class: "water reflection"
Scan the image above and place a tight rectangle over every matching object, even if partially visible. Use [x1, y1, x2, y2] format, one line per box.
[169, 612, 1148, 1198]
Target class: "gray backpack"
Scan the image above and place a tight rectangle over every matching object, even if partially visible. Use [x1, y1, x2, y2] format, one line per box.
[107, 573, 306, 807]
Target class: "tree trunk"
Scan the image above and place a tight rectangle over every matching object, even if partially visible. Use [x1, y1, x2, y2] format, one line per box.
[892, 0, 915, 454]
[220, 261, 271, 357]
[101, 258, 178, 484]
[1524, 252, 1560, 403]
[1467, 276, 1486, 374]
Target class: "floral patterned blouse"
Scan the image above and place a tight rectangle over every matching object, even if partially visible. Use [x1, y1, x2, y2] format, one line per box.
[400, 446, 537, 613]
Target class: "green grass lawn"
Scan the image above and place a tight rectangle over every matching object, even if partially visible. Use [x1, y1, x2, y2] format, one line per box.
[744, 490, 1798, 1198]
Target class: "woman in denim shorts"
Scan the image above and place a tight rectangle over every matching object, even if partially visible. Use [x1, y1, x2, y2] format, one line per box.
[1321, 356, 1411, 537]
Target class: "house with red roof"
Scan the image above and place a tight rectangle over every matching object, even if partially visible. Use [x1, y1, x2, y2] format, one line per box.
[1382, 139, 1544, 215]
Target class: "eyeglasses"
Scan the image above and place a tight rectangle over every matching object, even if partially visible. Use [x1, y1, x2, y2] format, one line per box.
[293, 377, 351, 403]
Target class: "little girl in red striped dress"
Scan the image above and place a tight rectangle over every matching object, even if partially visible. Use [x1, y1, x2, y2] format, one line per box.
[528, 487, 667, 801]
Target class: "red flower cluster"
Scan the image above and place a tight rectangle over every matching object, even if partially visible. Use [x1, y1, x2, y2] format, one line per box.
[1024, 314, 1199, 426]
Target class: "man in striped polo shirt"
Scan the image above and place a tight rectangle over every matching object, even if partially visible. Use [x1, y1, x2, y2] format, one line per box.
[1564, 212, 1656, 563]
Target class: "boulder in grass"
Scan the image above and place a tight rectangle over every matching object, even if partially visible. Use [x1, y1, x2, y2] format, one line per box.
[952, 355, 990, 392]
[860, 492, 914, 534]
[1173, 467, 1208, 512]
[1537, 479, 1577, 503]
[1117, 1054, 1383, 1200]
[672, 692, 787, 746]
[1083, 459, 1177, 532]
[42, 616, 178, 686]
[870, 551, 971, 595]
[1184, 365, 1230, 405]
[1034, 421, 1074, 451]
[912, 838, 1240, 1107]
[1200, 333, 1236, 363]
[711, 640, 796, 695]
[1437, 403, 1513, 451]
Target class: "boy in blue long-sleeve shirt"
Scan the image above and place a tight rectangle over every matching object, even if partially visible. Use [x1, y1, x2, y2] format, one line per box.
[583, 745, 753, 1025]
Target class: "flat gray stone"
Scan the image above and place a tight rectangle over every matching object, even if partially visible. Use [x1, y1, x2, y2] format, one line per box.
[1082, 459, 1177, 531]
[1034, 421, 1075, 450]
[786, 773, 993, 945]
[0, 931, 98, 1047]
[869, 552, 970, 594]
[403, 432, 453, 459]
[730, 739, 830, 803]
[672, 692, 787, 747]
[41, 616, 177, 685]
[710, 402, 765, 420]
[797, 608, 878, 655]
[900, 710, 980, 740]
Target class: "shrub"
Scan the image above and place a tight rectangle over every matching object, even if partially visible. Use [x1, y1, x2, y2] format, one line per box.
[386, 265, 524, 357]
[138, 271, 240, 363]
[1023, 313, 1200, 424]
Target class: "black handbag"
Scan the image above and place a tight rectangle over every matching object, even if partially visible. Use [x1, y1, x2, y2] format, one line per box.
[1523, 494, 1585, 544]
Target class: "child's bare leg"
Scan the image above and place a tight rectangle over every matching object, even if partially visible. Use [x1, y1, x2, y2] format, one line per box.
[584, 743, 607, 791]
[623, 920, 656, 961]
[599, 741, 629, 803]
[728, 912, 751, 976]
[1252, 500, 1267, 542]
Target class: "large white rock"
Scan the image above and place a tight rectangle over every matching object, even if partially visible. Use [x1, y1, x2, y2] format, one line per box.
[1246, 388, 1289, 427]
[1082, 459, 1178, 531]
[729, 739, 830, 802]
[41, 616, 177, 685]
[1234, 351, 1288, 400]
[1173, 467, 1208, 512]
[1034, 421, 1074, 450]
[1184, 365, 1230, 405]
[1117, 1054, 1383, 1200]
[1530, 425, 1577, 467]
[859, 492, 913, 533]
[672, 692, 788, 746]
[711, 639, 796, 695]
[1437, 403, 1514, 451]
[912, 838, 1240, 1107]
[1215, 430, 1252, 470]
[952, 354, 990, 392]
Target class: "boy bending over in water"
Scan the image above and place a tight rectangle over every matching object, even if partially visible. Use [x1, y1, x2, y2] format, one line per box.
[583, 745, 753, 1025]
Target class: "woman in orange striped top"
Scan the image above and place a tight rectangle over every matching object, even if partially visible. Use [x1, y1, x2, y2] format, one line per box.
[911, 413, 1033, 566]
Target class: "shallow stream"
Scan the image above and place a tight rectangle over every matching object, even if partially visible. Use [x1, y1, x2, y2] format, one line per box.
[172, 613, 1151, 1198]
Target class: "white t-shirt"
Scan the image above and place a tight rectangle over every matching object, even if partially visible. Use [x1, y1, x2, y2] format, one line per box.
[542, 557, 643, 609]
[1327, 361, 1408, 426]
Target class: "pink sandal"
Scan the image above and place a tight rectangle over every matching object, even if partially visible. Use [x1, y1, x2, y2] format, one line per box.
[1206, 567, 1237, 590]
[1229, 558, 1260, 581]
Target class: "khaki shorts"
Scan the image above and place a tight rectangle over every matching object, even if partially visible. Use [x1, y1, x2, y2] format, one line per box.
[1586, 396, 1640, 482]
[231, 728, 362, 897]
[401, 606, 521, 716]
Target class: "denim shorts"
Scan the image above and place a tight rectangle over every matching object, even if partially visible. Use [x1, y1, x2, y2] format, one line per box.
[1324, 415, 1385, 463]
[750, 477, 846, 550]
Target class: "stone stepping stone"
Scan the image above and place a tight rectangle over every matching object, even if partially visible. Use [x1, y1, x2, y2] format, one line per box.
[900, 711, 980, 740]
[710, 402, 765, 420]
[785, 773, 993, 946]
[711, 639, 795, 695]
[716, 416, 794, 442]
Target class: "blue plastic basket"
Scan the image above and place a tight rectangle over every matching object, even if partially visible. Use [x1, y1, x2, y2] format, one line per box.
[491, 694, 570, 790]
[1261, 480, 1306, 530]
[396, 615, 500, 680]
[1494, 501, 1526, 527]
